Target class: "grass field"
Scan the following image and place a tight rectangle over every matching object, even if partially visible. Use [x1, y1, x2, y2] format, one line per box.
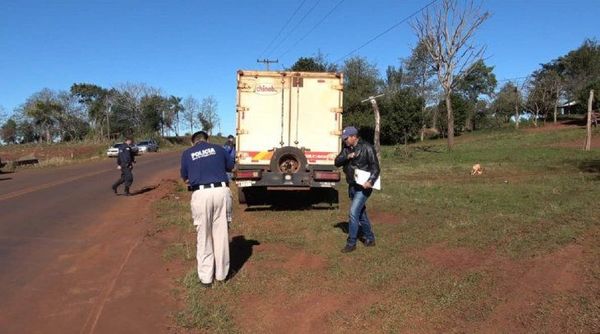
[154, 125, 600, 333]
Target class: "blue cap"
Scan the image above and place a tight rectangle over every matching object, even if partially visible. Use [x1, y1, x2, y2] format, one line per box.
[341, 126, 358, 140]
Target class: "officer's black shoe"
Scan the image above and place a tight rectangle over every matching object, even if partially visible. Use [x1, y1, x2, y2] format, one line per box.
[341, 244, 356, 253]
[364, 239, 376, 247]
[112, 185, 118, 194]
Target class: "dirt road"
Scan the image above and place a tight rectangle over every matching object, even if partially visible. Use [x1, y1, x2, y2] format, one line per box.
[0, 152, 182, 333]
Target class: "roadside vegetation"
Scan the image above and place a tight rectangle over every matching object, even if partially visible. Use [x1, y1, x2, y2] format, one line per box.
[0, 137, 193, 172]
[153, 126, 600, 333]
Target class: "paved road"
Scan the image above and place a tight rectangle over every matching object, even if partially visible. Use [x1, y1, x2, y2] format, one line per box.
[0, 151, 182, 333]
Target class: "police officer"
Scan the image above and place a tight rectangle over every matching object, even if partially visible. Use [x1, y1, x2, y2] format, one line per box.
[223, 134, 236, 163]
[223, 134, 236, 224]
[112, 136, 136, 196]
[334, 126, 380, 253]
[181, 131, 234, 287]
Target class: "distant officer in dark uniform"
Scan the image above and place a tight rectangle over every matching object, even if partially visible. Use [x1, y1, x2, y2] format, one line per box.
[112, 137, 136, 196]
[181, 131, 234, 287]
[223, 135, 236, 163]
[223, 134, 236, 224]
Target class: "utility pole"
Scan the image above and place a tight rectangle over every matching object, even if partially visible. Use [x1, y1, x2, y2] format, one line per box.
[361, 93, 385, 163]
[107, 102, 112, 140]
[514, 86, 520, 129]
[257, 59, 278, 71]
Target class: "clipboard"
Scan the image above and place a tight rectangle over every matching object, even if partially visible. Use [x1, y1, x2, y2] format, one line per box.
[354, 168, 381, 190]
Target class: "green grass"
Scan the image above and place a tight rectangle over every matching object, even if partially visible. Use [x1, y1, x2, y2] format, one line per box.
[153, 126, 600, 332]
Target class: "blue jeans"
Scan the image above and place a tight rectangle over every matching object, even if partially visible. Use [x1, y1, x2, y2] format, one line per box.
[347, 184, 375, 247]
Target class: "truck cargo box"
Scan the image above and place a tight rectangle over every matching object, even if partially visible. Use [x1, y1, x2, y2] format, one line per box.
[234, 70, 344, 207]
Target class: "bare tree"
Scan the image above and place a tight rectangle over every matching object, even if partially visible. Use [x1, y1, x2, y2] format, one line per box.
[182, 96, 199, 134]
[200, 96, 220, 135]
[115, 82, 162, 130]
[0, 105, 7, 125]
[412, 0, 490, 150]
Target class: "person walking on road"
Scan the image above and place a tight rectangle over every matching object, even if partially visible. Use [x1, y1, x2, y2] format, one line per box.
[112, 136, 136, 196]
[181, 131, 234, 287]
[334, 126, 380, 253]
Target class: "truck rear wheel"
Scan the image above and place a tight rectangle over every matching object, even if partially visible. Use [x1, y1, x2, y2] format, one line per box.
[269, 146, 307, 174]
[237, 187, 246, 204]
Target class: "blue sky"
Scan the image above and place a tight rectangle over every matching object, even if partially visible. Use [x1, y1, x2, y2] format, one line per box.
[1, 0, 598, 135]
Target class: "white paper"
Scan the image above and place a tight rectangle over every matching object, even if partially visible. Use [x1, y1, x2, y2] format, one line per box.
[354, 168, 381, 190]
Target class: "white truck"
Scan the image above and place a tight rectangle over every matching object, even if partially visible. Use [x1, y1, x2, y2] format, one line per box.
[233, 70, 344, 207]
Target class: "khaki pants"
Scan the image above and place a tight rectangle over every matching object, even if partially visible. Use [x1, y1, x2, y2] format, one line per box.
[191, 187, 230, 284]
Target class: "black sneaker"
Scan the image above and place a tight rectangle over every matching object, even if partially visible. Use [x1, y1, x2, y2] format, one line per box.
[364, 239, 376, 247]
[341, 244, 356, 253]
[112, 186, 118, 194]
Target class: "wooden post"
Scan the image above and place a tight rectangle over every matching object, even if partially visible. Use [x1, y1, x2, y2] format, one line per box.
[361, 94, 385, 163]
[514, 86, 520, 129]
[585, 89, 594, 151]
[370, 98, 381, 163]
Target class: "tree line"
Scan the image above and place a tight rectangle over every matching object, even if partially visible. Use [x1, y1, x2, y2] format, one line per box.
[285, 37, 599, 147]
[0, 83, 220, 144]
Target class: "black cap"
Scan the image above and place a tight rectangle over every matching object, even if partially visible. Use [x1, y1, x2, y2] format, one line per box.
[192, 131, 209, 143]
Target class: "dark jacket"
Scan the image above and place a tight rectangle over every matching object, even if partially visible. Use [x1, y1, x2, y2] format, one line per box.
[117, 144, 135, 168]
[334, 139, 380, 185]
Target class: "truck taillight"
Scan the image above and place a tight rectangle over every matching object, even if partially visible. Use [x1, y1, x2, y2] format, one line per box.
[235, 170, 262, 180]
[313, 171, 340, 181]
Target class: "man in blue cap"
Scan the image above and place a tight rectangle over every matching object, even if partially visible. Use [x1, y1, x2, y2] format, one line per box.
[334, 126, 380, 253]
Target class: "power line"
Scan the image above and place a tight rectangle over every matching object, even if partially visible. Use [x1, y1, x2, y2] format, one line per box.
[334, 0, 438, 64]
[278, 0, 346, 59]
[259, 0, 308, 58]
[496, 76, 529, 83]
[268, 0, 322, 57]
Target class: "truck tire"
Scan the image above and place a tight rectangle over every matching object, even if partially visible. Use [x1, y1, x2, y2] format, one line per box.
[269, 146, 308, 174]
[237, 187, 246, 204]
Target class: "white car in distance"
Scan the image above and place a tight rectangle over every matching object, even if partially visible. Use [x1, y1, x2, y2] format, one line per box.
[107, 143, 139, 158]
[136, 140, 159, 154]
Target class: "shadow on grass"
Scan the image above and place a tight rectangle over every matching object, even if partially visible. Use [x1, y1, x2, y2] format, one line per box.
[414, 145, 444, 153]
[131, 184, 160, 196]
[574, 159, 600, 180]
[227, 235, 260, 281]
[562, 118, 587, 126]
[333, 222, 349, 233]
[578, 159, 600, 174]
